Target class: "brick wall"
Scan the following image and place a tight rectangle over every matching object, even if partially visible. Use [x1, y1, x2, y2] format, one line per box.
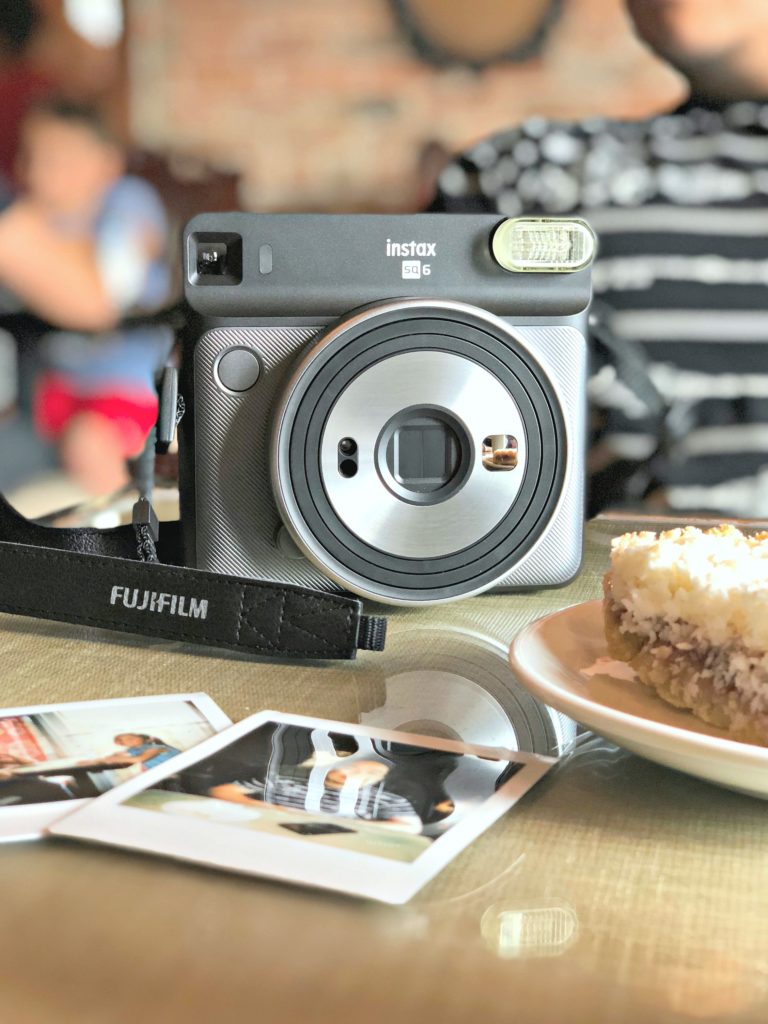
[127, 0, 682, 212]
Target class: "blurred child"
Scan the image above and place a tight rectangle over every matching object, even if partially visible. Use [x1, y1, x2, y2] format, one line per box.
[0, 100, 172, 494]
[95, 733, 181, 772]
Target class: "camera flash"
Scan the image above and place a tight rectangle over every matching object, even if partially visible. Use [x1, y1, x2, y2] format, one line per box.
[491, 217, 596, 273]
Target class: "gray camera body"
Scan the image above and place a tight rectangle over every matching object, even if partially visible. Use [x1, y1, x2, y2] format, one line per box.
[182, 213, 590, 606]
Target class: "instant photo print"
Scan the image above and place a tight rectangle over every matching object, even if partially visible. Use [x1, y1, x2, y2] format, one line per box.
[50, 711, 554, 903]
[0, 694, 231, 841]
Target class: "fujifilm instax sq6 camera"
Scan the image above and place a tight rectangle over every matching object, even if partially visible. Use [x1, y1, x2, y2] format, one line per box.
[180, 214, 593, 606]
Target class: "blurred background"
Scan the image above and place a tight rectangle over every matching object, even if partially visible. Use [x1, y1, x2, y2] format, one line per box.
[7, 0, 679, 214]
[0, 0, 679, 519]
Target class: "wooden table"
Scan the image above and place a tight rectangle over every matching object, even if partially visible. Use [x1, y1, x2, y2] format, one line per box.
[0, 517, 766, 1024]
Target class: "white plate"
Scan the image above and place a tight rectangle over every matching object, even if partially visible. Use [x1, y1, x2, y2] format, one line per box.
[509, 600, 768, 800]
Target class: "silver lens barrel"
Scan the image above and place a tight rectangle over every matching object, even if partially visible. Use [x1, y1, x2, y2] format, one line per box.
[320, 349, 527, 559]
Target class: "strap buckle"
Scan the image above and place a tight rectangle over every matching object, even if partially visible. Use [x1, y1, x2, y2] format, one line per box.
[132, 497, 160, 544]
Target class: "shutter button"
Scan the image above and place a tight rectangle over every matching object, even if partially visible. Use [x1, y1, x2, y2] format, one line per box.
[216, 348, 261, 392]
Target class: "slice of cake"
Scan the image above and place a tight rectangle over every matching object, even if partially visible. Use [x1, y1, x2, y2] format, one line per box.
[603, 524, 768, 746]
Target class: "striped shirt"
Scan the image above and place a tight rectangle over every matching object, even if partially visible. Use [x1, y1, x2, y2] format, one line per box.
[236, 773, 420, 824]
[432, 99, 768, 517]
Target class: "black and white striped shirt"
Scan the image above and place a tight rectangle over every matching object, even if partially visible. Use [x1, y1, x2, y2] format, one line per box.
[237, 773, 420, 823]
[432, 99, 768, 517]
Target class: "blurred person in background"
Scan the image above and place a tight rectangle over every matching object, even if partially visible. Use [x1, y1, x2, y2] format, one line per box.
[432, 0, 768, 519]
[0, 0, 50, 486]
[0, 100, 172, 496]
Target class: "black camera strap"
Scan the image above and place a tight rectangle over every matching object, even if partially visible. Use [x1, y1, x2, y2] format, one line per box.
[0, 493, 387, 660]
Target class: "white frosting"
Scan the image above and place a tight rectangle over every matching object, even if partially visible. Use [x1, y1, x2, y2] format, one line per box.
[609, 525, 768, 650]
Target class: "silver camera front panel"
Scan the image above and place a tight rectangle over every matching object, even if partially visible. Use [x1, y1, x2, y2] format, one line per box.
[492, 324, 586, 590]
[194, 318, 585, 600]
[194, 324, 336, 591]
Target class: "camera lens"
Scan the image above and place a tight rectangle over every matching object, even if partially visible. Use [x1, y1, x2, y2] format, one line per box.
[338, 437, 357, 456]
[377, 407, 471, 505]
[389, 417, 460, 491]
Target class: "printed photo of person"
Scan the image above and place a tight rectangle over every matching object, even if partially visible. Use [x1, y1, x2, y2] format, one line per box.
[159, 724, 423, 834]
[208, 754, 424, 835]
[53, 712, 553, 898]
[84, 732, 181, 772]
[0, 696, 228, 826]
[135, 721, 522, 861]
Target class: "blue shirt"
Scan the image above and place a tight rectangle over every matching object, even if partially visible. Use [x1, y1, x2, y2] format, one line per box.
[41, 175, 173, 395]
[127, 742, 181, 771]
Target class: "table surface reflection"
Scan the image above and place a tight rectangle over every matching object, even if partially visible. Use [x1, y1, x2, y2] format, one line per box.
[0, 515, 766, 1024]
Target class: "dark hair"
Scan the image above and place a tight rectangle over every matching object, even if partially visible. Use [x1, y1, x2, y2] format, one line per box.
[328, 733, 359, 756]
[26, 99, 119, 146]
[0, 0, 39, 56]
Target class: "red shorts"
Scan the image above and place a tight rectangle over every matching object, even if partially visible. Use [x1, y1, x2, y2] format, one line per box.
[34, 374, 159, 458]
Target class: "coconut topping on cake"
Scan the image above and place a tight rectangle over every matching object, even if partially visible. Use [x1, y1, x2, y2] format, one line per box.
[609, 525, 768, 651]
